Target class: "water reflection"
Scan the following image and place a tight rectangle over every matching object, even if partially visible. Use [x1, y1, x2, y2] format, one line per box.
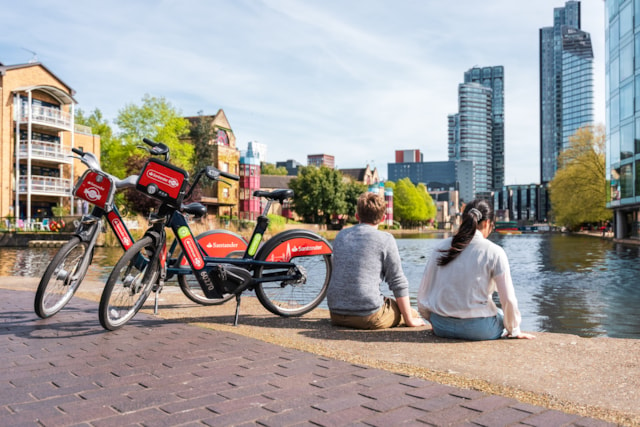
[398, 233, 640, 339]
[1, 233, 639, 338]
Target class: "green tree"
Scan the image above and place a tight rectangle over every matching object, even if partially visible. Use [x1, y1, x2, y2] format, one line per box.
[417, 183, 437, 223]
[344, 180, 368, 221]
[289, 166, 347, 225]
[391, 178, 436, 227]
[549, 125, 612, 230]
[261, 163, 288, 175]
[188, 112, 216, 198]
[115, 94, 193, 170]
[112, 95, 193, 215]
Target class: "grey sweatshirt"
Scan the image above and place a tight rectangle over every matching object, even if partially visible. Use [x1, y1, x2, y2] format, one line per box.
[326, 223, 409, 316]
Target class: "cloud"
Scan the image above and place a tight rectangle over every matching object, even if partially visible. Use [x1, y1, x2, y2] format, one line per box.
[1, 0, 605, 185]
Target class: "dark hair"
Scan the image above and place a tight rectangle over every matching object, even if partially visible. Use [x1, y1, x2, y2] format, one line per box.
[357, 192, 386, 224]
[437, 199, 494, 266]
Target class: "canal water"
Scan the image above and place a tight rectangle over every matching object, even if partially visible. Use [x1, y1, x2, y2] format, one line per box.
[2, 233, 638, 339]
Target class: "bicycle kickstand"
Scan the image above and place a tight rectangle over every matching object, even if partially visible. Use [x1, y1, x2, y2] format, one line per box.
[233, 294, 242, 326]
[154, 279, 165, 315]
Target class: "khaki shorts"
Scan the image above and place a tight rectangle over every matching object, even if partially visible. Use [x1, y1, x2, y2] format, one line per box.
[330, 297, 402, 330]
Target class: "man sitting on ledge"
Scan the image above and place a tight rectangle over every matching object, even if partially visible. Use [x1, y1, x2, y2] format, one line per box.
[326, 192, 425, 330]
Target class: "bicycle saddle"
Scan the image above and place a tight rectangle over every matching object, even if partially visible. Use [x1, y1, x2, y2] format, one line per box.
[253, 189, 294, 203]
[181, 202, 207, 218]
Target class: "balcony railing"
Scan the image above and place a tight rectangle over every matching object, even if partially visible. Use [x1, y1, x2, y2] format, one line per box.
[19, 140, 72, 163]
[19, 105, 72, 129]
[18, 175, 71, 196]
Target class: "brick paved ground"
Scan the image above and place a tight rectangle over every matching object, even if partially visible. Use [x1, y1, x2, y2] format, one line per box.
[0, 289, 616, 426]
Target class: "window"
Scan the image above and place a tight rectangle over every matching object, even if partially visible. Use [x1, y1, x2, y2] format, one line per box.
[620, 41, 634, 81]
[611, 167, 621, 201]
[621, 122, 634, 160]
[636, 160, 640, 196]
[611, 56, 620, 92]
[216, 130, 229, 146]
[611, 130, 621, 164]
[620, 2, 633, 37]
[636, 117, 640, 153]
[621, 81, 634, 119]
[621, 163, 633, 198]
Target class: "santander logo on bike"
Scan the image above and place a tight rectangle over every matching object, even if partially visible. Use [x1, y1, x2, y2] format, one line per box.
[178, 226, 204, 269]
[146, 170, 180, 188]
[111, 218, 132, 248]
[83, 187, 102, 202]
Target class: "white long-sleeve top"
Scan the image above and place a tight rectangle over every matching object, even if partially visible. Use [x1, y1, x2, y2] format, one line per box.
[417, 230, 522, 336]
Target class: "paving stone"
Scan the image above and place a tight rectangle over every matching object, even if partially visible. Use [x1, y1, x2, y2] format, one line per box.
[0, 289, 616, 427]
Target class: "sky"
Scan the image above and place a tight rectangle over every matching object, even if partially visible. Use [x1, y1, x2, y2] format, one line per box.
[1, 0, 605, 185]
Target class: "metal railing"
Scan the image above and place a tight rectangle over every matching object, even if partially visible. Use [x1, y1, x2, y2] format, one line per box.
[18, 176, 72, 196]
[19, 140, 72, 163]
[19, 105, 72, 129]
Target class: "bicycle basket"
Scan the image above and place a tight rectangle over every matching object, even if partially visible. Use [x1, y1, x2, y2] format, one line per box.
[136, 158, 189, 206]
[73, 170, 116, 210]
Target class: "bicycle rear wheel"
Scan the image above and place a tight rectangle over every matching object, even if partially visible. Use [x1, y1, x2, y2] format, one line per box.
[254, 230, 332, 317]
[34, 237, 91, 318]
[99, 236, 159, 330]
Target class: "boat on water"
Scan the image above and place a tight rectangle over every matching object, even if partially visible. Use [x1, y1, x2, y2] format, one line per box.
[495, 221, 551, 235]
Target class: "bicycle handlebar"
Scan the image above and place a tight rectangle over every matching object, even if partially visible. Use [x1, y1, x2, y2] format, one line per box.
[204, 165, 239, 182]
[141, 137, 170, 161]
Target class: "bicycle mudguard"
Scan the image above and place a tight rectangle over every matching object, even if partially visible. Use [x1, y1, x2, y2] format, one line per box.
[73, 170, 116, 210]
[178, 230, 248, 267]
[257, 230, 332, 263]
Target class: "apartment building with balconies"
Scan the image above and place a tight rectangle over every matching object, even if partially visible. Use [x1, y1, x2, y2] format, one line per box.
[0, 61, 100, 227]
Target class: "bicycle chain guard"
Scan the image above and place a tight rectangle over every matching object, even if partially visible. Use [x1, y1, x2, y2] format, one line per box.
[205, 264, 252, 297]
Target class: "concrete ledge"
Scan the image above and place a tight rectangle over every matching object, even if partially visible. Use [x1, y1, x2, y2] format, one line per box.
[28, 240, 67, 248]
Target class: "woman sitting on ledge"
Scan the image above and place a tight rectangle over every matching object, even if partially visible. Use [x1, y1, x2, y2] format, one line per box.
[417, 199, 535, 341]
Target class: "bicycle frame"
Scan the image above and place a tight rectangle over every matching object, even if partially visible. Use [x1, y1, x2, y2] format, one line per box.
[100, 157, 333, 329]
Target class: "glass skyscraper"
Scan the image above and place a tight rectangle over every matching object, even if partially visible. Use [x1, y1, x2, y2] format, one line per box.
[605, 0, 640, 240]
[540, 1, 594, 184]
[448, 81, 493, 199]
[464, 66, 505, 190]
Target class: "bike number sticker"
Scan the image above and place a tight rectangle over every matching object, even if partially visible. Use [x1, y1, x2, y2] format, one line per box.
[107, 211, 133, 250]
[265, 238, 332, 262]
[178, 226, 204, 270]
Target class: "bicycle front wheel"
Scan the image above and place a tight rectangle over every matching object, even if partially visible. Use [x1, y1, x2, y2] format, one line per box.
[34, 237, 91, 318]
[254, 230, 332, 317]
[99, 236, 159, 330]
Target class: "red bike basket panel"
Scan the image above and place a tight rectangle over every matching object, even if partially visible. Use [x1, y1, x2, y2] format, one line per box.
[136, 158, 189, 206]
[73, 170, 116, 210]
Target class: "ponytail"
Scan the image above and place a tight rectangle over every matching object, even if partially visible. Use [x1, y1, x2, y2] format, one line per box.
[437, 199, 493, 266]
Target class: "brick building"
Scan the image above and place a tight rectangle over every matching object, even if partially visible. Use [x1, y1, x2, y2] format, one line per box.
[0, 61, 100, 226]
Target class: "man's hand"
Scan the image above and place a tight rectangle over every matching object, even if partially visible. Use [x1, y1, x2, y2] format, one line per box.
[405, 316, 426, 327]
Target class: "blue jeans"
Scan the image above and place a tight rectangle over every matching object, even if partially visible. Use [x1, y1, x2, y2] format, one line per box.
[429, 311, 505, 341]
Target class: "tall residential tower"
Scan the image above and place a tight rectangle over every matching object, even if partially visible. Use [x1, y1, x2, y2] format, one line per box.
[448, 70, 496, 200]
[540, 0, 594, 184]
[464, 66, 505, 191]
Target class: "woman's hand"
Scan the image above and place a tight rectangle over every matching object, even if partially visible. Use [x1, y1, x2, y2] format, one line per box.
[508, 332, 536, 339]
